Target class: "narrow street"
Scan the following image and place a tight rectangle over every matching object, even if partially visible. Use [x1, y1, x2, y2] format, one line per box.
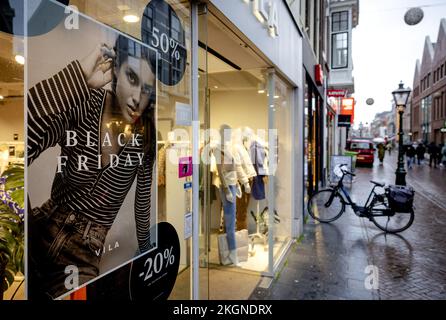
[251, 151, 446, 300]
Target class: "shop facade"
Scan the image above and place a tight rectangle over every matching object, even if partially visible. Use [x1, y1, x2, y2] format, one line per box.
[1, 0, 304, 300]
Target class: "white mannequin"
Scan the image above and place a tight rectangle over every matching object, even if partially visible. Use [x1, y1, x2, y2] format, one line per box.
[216, 124, 240, 266]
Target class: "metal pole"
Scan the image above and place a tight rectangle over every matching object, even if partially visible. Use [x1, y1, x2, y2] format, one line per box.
[395, 108, 407, 185]
[267, 68, 275, 277]
[191, 1, 200, 300]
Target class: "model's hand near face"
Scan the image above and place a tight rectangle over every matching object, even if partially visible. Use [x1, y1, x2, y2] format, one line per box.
[80, 43, 115, 89]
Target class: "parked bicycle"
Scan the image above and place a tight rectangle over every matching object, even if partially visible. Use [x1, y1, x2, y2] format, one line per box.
[307, 164, 415, 233]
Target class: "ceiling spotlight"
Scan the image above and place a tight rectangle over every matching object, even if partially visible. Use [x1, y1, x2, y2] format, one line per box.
[15, 55, 25, 65]
[258, 89, 265, 94]
[0, 95, 4, 100]
[213, 86, 218, 89]
[123, 14, 139, 23]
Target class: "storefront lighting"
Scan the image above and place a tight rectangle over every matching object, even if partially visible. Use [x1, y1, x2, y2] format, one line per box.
[213, 86, 218, 89]
[274, 95, 280, 99]
[123, 14, 139, 23]
[258, 89, 265, 94]
[0, 95, 4, 100]
[15, 55, 25, 65]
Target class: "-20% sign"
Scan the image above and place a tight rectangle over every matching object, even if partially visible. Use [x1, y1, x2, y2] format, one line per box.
[139, 246, 175, 281]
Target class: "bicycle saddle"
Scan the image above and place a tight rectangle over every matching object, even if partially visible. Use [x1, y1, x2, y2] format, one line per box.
[370, 180, 385, 187]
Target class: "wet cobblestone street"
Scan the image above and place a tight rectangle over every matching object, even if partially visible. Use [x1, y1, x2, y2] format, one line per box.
[250, 152, 446, 300]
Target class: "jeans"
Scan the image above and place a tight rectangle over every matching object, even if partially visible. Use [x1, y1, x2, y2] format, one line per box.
[220, 185, 237, 250]
[407, 156, 414, 169]
[429, 155, 437, 167]
[28, 199, 109, 300]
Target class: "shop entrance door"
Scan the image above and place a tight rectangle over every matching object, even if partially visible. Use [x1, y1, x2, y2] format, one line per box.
[197, 7, 294, 299]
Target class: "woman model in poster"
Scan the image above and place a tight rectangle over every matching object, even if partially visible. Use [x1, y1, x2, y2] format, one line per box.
[28, 35, 157, 299]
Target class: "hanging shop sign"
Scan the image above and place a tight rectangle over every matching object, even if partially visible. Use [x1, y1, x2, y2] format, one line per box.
[338, 114, 352, 127]
[315, 64, 324, 86]
[340, 97, 355, 123]
[327, 89, 347, 98]
[141, 0, 187, 86]
[241, 0, 279, 37]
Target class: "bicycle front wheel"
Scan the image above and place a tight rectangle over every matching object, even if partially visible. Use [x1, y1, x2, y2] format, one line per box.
[307, 189, 345, 223]
[371, 209, 414, 233]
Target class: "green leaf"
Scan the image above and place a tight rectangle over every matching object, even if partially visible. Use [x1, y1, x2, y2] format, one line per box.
[15, 247, 24, 274]
[0, 242, 12, 258]
[0, 212, 20, 222]
[0, 221, 20, 235]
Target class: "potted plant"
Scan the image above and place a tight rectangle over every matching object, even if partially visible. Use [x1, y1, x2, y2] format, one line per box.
[0, 164, 24, 300]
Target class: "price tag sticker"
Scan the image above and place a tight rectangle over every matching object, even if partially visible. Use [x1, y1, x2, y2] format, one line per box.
[184, 212, 192, 240]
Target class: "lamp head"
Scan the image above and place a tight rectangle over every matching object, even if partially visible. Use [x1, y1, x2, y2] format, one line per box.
[392, 81, 411, 108]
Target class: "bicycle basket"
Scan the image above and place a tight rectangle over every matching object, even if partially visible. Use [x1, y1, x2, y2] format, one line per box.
[386, 185, 415, 212]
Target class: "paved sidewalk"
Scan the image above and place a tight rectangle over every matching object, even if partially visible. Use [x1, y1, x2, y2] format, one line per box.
[250, 151, 446, 300]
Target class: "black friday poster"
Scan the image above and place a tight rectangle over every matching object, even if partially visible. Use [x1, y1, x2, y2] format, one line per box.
[26, 0, 159, 299]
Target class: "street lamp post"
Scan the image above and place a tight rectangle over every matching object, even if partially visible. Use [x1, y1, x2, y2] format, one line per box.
[392, 81, 411, 186]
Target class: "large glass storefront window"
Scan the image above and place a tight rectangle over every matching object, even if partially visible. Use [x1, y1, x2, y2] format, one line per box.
[271, 75, 293, 269]
[2, 0, 298, 301]
[196, 9, 295, 298]
[0, 1, 25, 300]
[24, 0, 193, 300]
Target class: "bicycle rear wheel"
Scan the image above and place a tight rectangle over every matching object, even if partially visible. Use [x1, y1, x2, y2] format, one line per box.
[371, 209, 414, 233]
[307, 189, 345, 223]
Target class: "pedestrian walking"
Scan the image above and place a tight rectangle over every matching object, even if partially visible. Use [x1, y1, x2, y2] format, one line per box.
[436, 143, 443, 167]
[387, 143, 392, 155]
[405, 144, 416, 169]
[416, 143, 425, 165]
[428, 142, 438, 168]
[377, 143, 386, 165]
[441, 143, 446, 167]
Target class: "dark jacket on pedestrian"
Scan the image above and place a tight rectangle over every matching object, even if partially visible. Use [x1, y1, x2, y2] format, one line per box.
[428, 142, 438, 156]
[405, 145, 416, 158]
[416, 144, 425, 159]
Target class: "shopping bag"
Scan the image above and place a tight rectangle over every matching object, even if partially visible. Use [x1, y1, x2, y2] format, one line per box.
[217, 229, 249, 265]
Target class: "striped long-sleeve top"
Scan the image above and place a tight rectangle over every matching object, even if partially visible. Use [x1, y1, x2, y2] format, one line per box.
[28, 60, 154, 252]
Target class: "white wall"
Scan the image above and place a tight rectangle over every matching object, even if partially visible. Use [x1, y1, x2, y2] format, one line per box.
[0, 99, 24, 142]
[210, 89, 268, 131]
[210, 0, 303, 88]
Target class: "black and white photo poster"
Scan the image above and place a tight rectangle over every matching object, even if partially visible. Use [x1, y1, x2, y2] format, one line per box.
[26, 0, 158, 300]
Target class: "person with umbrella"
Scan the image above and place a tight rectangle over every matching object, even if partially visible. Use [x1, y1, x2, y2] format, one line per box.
[377, 142, 386, 165]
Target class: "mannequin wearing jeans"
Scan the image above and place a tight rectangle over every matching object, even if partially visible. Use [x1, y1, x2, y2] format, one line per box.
[214, 124, 251, 266]
[219, 185, 238, 264]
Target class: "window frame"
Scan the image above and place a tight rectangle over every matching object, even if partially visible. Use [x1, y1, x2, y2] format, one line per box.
[331, 31, 349, 69]
[330, 10, 349, 69]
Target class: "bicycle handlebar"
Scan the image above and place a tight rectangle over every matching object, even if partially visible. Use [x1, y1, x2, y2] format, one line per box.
[340, 163, 356, 177]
